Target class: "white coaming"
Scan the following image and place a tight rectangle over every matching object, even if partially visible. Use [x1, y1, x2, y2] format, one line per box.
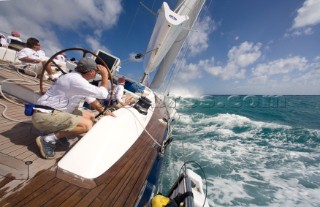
[58, 91, 156, 179]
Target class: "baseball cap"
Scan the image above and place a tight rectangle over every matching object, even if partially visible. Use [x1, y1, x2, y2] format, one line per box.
[75, 57, 97, 74]
[11, 30, 20, 37]
[118, 77, 125, 85]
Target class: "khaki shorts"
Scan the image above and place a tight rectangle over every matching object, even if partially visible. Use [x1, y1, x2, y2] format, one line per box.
[32, 109, 83, 133]
[24, 63, 43, 76]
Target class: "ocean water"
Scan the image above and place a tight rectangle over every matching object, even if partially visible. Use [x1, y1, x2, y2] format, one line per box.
[160, 95, 320, 207]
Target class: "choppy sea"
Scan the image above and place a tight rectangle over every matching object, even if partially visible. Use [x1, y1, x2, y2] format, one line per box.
[159, 95, 320, 207]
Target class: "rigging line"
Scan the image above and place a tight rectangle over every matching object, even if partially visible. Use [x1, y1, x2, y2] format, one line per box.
[163, 43, 189, 95]
[179, 160, 208, 207]
[140, 1, 157, 16]
[123, 106, 162, 147]
[160, 20, 193, 95]
[151, 0, 157, 11]
[125, 2, 142, 40]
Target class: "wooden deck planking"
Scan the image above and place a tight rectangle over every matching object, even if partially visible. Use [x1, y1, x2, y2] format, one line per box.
[44, 184, 80, 206]
[100, 139, 153, 205]
[104, 110, 167, 206]
[23, 180, 70, 207]
[75, 185, 106, 206]
[15, 177, 61, 207]
[20, 151, 39, 162]
[122, 120, 166, 206]
[0, 131, 36, 153]
[7, 144, 33, 157]
[0, 169, 56, 205]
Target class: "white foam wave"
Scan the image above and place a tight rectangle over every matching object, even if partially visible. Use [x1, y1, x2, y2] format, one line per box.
[170, 133, 320, 206]
[176, 113, 291, 140]
[211, 113, 290, 130]
[169, 85, 203, 98]
[207, 177, 253, 206]
[167, 110, 320, 206]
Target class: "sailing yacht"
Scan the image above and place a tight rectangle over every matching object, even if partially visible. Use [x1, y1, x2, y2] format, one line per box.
[0, 0, 209, 206]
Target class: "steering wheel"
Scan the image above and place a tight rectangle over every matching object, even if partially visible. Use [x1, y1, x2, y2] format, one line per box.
[39, 48, 114, 118]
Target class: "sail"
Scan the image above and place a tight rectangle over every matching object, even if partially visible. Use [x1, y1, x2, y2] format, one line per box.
[150, 0, 206, 89]
[142, 2, 189, 82]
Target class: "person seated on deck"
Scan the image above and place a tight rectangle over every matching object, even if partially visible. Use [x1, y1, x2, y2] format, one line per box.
[54, 52, 67, 62]
[18, 37, 57, 81]
[7, 30, 23, 43]
[0, 33, 8, 47]
[32, 57, 116, 159]
[53, 52, 69, 73]
[105, 77, 133, 110]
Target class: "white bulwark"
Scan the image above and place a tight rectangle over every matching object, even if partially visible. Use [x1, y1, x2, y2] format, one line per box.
[58, 91, 155, 179]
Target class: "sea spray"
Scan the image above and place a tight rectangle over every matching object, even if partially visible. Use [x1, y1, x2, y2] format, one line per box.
[160, 95, 320, 206]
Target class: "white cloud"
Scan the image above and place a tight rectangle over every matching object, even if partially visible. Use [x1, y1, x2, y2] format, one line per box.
[85, 36, 110, 54]
[175, 42, 319, 95]
[176, 59, 203, 81]
[186, 16, 215, 56]
[174, 41, 262, 82]
[293, 0, 320, 29]
[204, 41, 262, 80]
[292, 27, 314, 36]
[252, 56, 308, 77]
[0, 0, 122, 54]
[228, 41, 262, 68]
[247, 56, 320, 95]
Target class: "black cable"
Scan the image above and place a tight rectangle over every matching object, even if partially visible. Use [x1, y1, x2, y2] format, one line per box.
[178, 160, 208, 207]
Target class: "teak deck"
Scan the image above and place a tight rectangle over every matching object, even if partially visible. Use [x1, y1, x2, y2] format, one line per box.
[0, 63, 168, 206]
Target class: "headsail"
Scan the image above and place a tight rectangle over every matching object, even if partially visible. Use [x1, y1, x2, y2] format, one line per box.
[141, 0, 206, 89]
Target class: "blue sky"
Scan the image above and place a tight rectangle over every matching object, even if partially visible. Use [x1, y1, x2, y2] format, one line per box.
[1, 0, 319, 96]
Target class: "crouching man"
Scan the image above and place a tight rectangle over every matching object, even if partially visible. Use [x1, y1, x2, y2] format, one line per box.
[33, 57, 115, 159]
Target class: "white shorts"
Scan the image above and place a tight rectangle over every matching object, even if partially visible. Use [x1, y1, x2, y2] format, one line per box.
[24, 63, 43, 76]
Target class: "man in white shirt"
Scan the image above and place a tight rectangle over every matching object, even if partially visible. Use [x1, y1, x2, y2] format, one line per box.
[33, 57, 115, 159]
[105, 77, 133, 109]
[18, 37, 56, 81]
[0, 33, 8, 47]
[54, 52, 66, 62]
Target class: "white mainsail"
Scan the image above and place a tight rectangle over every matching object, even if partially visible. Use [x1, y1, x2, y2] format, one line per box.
[142, 2, 189, 79]
[142, 0, 206, 88]
[150, 0, 206, 89]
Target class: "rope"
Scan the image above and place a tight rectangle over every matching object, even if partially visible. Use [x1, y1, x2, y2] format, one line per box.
[0, 63, 45, 122]
[124, 106, 162, 147]
[0, 102, 31, 123]
[178, 160, 208, 207]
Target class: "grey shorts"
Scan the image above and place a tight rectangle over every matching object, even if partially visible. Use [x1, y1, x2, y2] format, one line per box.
[32, 109, 82, 133]
[24, 63, 43, 76]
